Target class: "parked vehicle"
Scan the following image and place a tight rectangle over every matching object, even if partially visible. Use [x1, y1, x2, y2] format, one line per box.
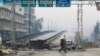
[66, 41, 76, 50]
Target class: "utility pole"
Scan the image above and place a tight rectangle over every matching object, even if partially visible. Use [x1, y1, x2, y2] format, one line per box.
[76, 0, 96, 49]
[28, 7, 32, 48]
[11, 3, 16, 48]
[48, 19, 50, 30]
[28, 7, 31, 35]
[77, 0, 83, 48]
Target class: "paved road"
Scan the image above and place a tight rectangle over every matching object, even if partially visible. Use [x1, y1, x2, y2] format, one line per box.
[15, 48, 100, 56]
[33, 49, 95, 56]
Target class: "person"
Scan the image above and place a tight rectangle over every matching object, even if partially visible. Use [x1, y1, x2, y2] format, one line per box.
[59, 35, 67, 53]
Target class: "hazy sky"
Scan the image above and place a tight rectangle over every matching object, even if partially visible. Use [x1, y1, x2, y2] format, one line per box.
[35, 5, 100, 37]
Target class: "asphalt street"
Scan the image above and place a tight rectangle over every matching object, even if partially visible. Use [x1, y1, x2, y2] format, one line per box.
[15, 48, 100, 56]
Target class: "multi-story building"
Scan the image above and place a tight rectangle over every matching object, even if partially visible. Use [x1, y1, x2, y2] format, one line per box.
[0, 7, 28, 42]
[24, 7, 36, 34]
[0, 4, 38, 43]
[2, 5, 25, 15]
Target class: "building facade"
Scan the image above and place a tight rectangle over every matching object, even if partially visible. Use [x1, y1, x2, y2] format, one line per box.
[24, 7, 36, 34]
[0, 5, 41, 43]
[2, 5, 25, 15]
[0, 7, 28, 42]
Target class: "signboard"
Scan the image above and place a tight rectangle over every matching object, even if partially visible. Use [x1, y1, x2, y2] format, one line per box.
[38, 0, 53, 7]
[56, 0, 70, 7]
[3, 0, 22, 5]
[13, 0, 22, 4]
[3, 0, 13, 4]
[3, 0, 71, 7]
[22, 0, 36, 7]
[0, 0, 3, 6]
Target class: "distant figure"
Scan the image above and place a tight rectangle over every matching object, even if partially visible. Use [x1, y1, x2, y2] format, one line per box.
[59, 35, 67, 53]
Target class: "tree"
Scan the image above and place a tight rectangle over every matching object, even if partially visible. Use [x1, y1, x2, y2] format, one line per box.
[94, 21, 100, 34]
[93, 21, 100, 42]
[32, 18, 43, 33]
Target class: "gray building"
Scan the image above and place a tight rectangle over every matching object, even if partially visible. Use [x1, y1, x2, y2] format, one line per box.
[24, 7, 36, 34]
[0, 7, 28, 41]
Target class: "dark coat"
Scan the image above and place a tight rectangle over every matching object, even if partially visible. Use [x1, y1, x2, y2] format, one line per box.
[60, 39, 66, 47]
